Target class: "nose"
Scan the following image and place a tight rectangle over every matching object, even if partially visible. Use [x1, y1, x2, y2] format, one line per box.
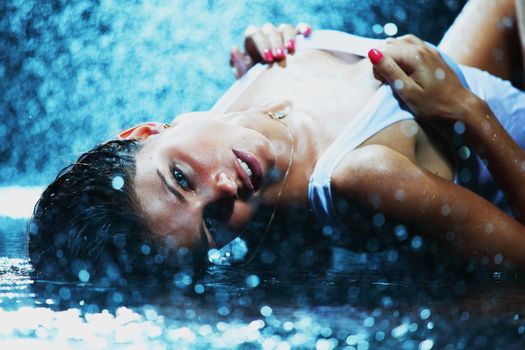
[214, 172, 238, 199]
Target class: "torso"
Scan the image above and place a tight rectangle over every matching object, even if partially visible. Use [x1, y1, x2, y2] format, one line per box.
[225, 49, 455, 206]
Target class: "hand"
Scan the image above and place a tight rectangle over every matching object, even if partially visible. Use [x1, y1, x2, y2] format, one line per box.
[368, 35, 476, 122]
[230, 23, 311, 78]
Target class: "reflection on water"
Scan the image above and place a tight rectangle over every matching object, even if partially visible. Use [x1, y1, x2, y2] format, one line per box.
[1, 256, 525, 349]
[0, 258, 33, 302]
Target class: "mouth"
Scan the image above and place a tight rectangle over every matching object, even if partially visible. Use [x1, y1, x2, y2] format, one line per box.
[232, 149, 263, 192]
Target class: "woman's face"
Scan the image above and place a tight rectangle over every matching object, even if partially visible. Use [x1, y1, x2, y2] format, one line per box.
[133, 113, 276, 251]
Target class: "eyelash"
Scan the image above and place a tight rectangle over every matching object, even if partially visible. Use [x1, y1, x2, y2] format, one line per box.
[169, 165, 217, 239]
[203, 215, 218, 238]
[171, 165, 191, 190]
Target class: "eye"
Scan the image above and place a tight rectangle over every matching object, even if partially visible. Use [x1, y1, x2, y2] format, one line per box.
[203, 215, 218, 237]
[171, 166, 191, 190]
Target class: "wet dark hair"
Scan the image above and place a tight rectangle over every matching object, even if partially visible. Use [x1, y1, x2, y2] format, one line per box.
[28, 139, 206, 285]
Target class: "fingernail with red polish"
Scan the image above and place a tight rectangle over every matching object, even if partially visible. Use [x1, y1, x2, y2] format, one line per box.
[368, 48, 383, 65]
[275, 48, 286, 60]
[286, 39, 295, 52]
[298, 23, 312, 37]
[263, 49, 274, 62]
[303, 26, 312, 37]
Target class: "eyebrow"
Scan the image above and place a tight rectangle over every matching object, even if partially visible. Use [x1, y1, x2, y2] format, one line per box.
[157, 169, 187, 203]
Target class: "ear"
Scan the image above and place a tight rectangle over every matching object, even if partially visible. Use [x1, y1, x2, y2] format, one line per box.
[118, 122, 167, 140]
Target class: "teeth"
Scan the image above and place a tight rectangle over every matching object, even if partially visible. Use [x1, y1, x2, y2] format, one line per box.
[237, 158, 253, 178]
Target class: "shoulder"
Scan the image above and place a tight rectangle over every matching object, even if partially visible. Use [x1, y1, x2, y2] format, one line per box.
[330, 144, 421, 200]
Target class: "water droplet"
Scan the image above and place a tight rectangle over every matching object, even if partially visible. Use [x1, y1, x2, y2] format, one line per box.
[112, 175, 124, 190]
[217, 305, 230, 316]
[375, 331, 385, 341]
[460, 311, 470, 321]
[208, 248, 221, 263]
[420, 308, 431, 320]
[78, 269, 90, 283]
[458, 146, 471, 160]
[260, 305, 272, 317]
[454, 121, 465, 134]
[459, 169, 471, 183]
[372, 213, 385, 227]
[283, 321, 294, 332]
[419, 339, 434, 350]
[144, 307, 158, 321]
[194, 283, 205, 294]
[394, 79, 404, 90]
[246, 274, 260, 288]
[323, 225, 333, 236]
[394, 225, 408, 241]
[394, 189, 407, 201]
[492, 47, 503, 61]
[372, 24, 383, 34]
[140, 244, 151, 255]
[364, 316, 375, 327]
[384, 23, 398, 36]
[346, 335, 359, 346]
[391, 323, 409, 338]
[59, 287, 71, 300]
[411, 236, 423, 250]
[434, 68, 445, 80]
[387, 250, 399, 262]
[230, 238, 248, 260]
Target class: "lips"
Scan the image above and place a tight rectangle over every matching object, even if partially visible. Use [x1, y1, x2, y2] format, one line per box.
[232, 149, 263, 192]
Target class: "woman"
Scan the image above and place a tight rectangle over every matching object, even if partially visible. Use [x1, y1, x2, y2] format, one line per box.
[29, 0, 525, 281]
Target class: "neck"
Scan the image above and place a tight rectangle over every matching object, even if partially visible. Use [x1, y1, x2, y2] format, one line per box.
[261, 113, 296, 206]
[226, 107, 315, 206]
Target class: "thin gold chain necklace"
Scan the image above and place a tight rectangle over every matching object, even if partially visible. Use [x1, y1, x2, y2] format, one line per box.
[243, 111, 295, 264]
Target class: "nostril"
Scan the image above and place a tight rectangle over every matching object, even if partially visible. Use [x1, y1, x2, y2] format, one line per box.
[216, 172, 238, 198]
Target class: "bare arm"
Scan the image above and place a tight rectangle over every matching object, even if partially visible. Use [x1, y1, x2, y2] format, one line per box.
[332, 145, 525, 268]
[517, 0, 525, 71]
[438, 0, 518, 81]
[459, 94, 525, 221]
[369, 36, 525, 221]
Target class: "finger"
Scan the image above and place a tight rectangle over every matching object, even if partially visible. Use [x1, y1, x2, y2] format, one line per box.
[278, 23, 297, 53]
[230, 46, 253, 78]
[244, 26, 273, 63]
[297, 22, 312, 37]
[368, 48, 419, 100]
[379, 43, 424, 76]
[244, 25, 259, 37]
[372, 69, 387, 84]
[262, 23, 285, 61]
[396, 34, 426, 46]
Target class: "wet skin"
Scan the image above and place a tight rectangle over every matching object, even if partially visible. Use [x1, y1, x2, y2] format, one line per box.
[133, 112, 287, 251]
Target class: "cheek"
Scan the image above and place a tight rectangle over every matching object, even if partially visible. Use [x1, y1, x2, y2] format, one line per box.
[151, 209, 203, 248]
[228, 201, 260, 231]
